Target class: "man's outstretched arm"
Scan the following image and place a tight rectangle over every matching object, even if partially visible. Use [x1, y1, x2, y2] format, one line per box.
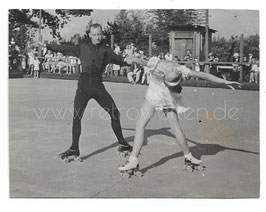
[38, 41, 80, 58]
[124, 56, 148, 66]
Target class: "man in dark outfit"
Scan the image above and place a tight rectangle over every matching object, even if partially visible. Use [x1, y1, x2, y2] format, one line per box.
[39, 24, 132, 160]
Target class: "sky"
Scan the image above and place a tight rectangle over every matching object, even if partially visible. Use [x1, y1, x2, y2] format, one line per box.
[40, 9, 259, 42]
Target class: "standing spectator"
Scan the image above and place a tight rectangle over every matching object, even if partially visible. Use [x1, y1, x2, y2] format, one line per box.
[204, 52, 214, 73]
[33, 55, 40, 78]
[248, 53, 254, 63]
[134, 64, 143, 84]
[9, 38, 20, 71]
[27, 50, 35, 75]
[77, 58, 82, 73]
[165, 52, 173, 61]
[127, 68, 135, 84]
[159, 52, 165, 60]
[184, 50, 192, 60]
[51, 53, 59, 73]
[249, 58, 259, 83]
[24, 41, 32, 55]
[183, 50, 192, 70]
[191, 57, 201, 80]
[114, 43, 121, 54]
[112, 43, 121, 76]
[21, 56, 27, 74]
[125, 44, 135, 57]
[231, 53, 240, 82]
[124, 44, 136, 76]
[151, 42, 159, 57]
[242, 56, 249, 82]
[173, 56, 180, 62]
[24, 41, 32, 69]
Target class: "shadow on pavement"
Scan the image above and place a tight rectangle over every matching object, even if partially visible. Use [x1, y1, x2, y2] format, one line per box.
[123, 127, 259, 174]
[81, 142, 119, 161]
[80, 127, 259, 171]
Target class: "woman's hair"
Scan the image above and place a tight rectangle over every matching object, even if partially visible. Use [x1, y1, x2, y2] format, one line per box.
[167, 84, 183, 94]
[164, 70, 182, 87]
[164, 68, 183, 93]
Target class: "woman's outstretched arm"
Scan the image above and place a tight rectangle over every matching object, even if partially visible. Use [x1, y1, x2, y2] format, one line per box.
[188, 70, 242, 90]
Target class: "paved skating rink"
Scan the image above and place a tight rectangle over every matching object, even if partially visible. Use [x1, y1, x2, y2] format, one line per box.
[9, 78, 259, 198]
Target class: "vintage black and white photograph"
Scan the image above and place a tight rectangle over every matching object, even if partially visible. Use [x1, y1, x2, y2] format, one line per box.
[7, 5, 260, 200]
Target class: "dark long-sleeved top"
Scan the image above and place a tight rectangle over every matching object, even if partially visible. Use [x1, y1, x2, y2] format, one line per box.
[47, 41, 126, 83]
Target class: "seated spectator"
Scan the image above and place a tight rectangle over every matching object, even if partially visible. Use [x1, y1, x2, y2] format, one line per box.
[141, 65, 150, 85]
[55, 55, 68, 74]
[43, 50, 53, 72]
[112, 63, 120, 76]
[120, 65, 130, 76]
[69, 56, 77, 74]
[51, 53, 58, 73]
[159, 52, 165, 60]
[165, 52, 173, 61]
[33, 54, 40, 78]
[127, 62, 143, 84]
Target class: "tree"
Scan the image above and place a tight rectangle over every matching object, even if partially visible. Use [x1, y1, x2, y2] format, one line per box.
[211, 34, 260, 61]
[102, 9, 206, 54]
[244, 34, 260, 59]
[103, 10, 150, 52]
[9, 9, 93, 49]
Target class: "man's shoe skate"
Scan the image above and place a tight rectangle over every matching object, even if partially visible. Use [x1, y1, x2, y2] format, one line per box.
[118, 156, 143, 178]
[117, 143, 132, 157]
[59, 148, 82, 163]
[183, 153, 204, 172]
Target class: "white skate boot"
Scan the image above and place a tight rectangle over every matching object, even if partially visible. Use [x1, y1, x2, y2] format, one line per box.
[183, 153, 205, 172]
[118, 156, 143, 178]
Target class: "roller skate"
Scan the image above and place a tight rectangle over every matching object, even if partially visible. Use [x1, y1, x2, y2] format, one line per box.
[117, 143, 132, 157]
[183, 153, 205, 172]
[118, 156, 143, 178]
[59, 148, 82, 163]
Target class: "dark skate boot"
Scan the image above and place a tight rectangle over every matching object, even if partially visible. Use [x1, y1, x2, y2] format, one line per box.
[59, 148, 82, 163]
[117, 143, 132, 157]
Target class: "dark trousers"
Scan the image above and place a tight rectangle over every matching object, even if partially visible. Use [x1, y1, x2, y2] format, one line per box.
[70, 74, 126, 150]
[231, 71, 239, 82]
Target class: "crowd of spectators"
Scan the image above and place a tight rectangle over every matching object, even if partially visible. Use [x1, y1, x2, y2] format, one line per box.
[9, 38, 259, 83]
[9, 39, 81, 78]
[206, 52, 260, 83]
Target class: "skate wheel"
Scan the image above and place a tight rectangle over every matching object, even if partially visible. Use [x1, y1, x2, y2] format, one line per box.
[119, 152, 126, 157]
[197, 165, 204, 172]
[120, 171, 130, 178]
[75, 157, 82, 162]
[184, 165, 193, 172]
[64, 158, 70, 163]
[134, 171, 143, 177]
